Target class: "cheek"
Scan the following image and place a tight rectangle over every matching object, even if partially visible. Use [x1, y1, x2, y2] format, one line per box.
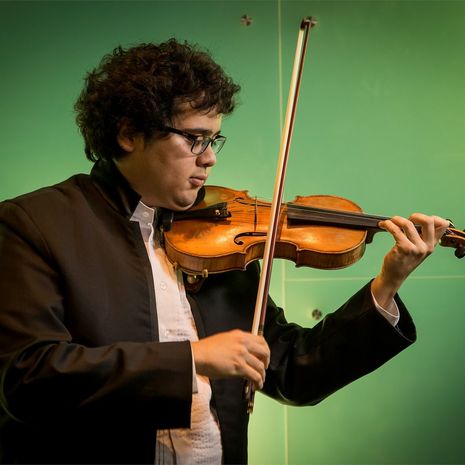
[147, 144, 195, 184]
[156, 164, 190, 192]
[170, 158, 194, 178]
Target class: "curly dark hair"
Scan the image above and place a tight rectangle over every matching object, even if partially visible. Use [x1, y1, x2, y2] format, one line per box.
[74, 39, 241, 162]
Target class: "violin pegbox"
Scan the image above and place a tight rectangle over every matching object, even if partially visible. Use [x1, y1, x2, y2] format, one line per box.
[439, 227, 465, 259]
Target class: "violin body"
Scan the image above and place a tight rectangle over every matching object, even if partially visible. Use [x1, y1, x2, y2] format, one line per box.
[163, 186, 370, 275]
[162, 185, 465, 277]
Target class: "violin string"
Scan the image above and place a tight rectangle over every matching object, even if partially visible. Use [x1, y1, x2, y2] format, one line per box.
[228, 209, 372, 230]
[287, 202, 390, 222]
[236, 197, 387, 221]
[232, 200, 388, 228]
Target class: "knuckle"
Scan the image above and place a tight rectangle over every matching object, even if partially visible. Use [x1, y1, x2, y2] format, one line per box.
[232, 329, 247, 343]
[409, 244, 424, 255]
[413, 249, 424, 259]
[232, 358, 244, 375]
[238, 345, 248, 357]
[402, 244, 416, 255]
[410, 212, 424, 221]
[393, 216, 408, 225]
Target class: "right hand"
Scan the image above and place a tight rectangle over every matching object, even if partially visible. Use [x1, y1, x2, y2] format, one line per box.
[191, 330, 270, 390]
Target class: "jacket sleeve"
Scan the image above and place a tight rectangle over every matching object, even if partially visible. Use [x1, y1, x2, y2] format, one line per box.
[0, 200, 192, 429]
[261, 272, 416, 406]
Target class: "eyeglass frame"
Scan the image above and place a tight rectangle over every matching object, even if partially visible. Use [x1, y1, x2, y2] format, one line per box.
[160, 125, 227, 155]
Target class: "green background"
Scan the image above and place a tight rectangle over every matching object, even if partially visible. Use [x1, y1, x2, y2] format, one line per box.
[1, 1, 464, 464]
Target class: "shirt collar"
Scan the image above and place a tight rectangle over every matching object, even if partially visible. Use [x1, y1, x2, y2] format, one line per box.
[130, 201, 157, 225]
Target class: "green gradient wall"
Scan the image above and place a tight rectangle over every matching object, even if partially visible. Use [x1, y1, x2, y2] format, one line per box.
[1, 1, 464, 464]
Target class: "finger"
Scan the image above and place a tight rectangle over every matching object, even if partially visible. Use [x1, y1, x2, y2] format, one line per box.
[393, 216, 425, 243]
[246, 336, 270, 369]
[380, 216, 432, 260]
[379, 217, 420, 248]
[245, 353, 267, 388]
[408, 213, 435, 250]
[237, 354, 265, 390]
[435, 216, 452, 229]
[237, 334, 268, 388]
[409, 213, 450, 248]
[431, 215, 451, 241]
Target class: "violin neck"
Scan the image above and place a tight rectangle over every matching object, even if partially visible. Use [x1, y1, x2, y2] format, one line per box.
[286, 202, 388, 231]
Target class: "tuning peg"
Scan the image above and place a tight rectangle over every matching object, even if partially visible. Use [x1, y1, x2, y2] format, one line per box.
[455, 246, 465, 259]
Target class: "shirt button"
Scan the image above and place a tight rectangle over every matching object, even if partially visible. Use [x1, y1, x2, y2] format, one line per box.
[142, 211, 150, 218]
[160, 281, 167, 290]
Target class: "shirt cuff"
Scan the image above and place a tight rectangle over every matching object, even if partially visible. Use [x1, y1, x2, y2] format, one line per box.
[190, 342, 198, 394]
[371, 291, 400, 327]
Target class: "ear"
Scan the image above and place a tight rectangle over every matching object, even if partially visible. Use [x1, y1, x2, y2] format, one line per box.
[117, 120, 138, 153]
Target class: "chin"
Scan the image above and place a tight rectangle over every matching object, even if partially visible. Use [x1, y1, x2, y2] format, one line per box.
[169, 195, 197, 211]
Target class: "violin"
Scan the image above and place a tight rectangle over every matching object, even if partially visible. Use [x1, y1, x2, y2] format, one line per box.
[164, 17, 464, 414]
[161, 185, 465, 277]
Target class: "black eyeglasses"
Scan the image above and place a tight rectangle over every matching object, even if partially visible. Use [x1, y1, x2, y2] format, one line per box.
[161, 126, 226, 155]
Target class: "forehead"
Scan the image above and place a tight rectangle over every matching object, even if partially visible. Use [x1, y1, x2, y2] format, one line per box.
[172, 103, 222, 130]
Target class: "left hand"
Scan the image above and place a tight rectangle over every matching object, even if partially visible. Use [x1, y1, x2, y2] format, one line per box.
[371, 213, 450, 308]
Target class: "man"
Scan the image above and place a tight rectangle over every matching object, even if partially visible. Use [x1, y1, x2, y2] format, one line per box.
[0, 39, 449, 464]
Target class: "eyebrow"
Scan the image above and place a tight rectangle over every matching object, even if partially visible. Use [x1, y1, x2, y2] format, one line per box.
[181, 127, 222, 137]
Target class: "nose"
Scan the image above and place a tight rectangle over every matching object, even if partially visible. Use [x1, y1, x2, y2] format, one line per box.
[197, 144, 217, 168]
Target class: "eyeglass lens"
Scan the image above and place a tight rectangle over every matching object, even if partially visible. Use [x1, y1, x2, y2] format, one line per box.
[193, 136, 225, 155]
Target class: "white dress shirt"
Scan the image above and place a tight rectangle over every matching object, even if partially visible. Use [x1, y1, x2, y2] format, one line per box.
[131, 202, 222, 465]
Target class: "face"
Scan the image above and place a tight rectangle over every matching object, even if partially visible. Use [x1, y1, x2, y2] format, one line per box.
[115, 107, 222, 210]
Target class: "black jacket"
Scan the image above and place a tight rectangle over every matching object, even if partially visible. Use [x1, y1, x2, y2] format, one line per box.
[0, 160, 416, 464]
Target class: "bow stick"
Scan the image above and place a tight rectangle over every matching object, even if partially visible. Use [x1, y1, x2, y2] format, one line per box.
[245, 17, 317, 414]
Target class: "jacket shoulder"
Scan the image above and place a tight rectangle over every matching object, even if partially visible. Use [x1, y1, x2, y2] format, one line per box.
[0, 174, 93, 250]
[1, 173, 89, 210]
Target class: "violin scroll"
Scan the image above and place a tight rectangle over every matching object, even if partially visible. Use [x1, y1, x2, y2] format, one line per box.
[439, 227, 465, 259]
